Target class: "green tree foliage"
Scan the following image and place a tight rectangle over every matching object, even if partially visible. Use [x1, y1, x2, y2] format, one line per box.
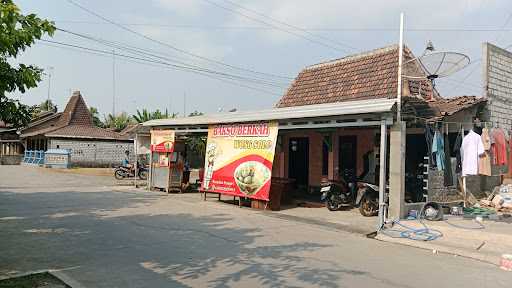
[188, 110, 204, 117]
[132, 108, 178, 123]
[0, 0, 55, 127]
[104, 112, 132, 132]
[89, 107, 103, 127]
[30, 99, 57, 118]
[186, 135, 207, 158]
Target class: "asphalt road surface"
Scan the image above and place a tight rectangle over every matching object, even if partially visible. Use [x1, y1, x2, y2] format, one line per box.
[0, 166, 509, 287]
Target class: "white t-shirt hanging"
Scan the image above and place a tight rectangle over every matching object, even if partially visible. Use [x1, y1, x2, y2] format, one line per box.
[461, 130, 485, 176]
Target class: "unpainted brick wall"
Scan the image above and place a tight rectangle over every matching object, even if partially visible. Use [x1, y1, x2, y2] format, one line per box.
[483, 43, 512, 127]
[49, 139, 133, 167]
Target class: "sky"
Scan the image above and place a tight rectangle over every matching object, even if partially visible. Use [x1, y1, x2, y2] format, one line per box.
[9, 0, 512, 118]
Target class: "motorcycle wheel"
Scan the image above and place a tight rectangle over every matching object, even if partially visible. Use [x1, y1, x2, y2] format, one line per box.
[326, 198, 339, 211]
[138, 170, 148, 180]
[359, 192, 378, 217]
[114, 169, 125, 180]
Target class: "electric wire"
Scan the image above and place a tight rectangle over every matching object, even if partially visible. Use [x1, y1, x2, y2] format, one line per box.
[64, 0, 293, 81]
[38, 40, 283, 96]
[56, 28, 290, 86]
[53, 21, 512, 32]
[200, 0, 352, 53]
[219, 0, 358, 52]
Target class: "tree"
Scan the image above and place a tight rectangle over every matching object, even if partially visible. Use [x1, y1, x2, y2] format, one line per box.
[89, 107, 103, 127]
[104, 112, 132, 132]
[30, 99, 57, 119]
[0, 0, 55, 127]
[39, 99, 57, 112]
[188, 110, 204, 117]
[132, 108, 178, 123]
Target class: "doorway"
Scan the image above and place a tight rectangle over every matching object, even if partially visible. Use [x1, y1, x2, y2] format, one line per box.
[339, 136, 357, 182]
[288, 137, 309, 187]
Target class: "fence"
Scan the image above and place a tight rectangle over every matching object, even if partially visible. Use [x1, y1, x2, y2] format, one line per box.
[22, 150, 45, 165]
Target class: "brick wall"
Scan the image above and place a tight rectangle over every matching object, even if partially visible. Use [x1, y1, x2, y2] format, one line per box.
[49, 138, 133, 167]
[279, 128, 376, 187]
[483, 43, 512, 127]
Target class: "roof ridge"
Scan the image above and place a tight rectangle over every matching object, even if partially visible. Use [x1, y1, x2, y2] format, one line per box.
[304, 44, 399, 71]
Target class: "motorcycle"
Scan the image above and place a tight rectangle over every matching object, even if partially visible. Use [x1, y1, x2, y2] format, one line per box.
[320, 177, 379, 217]
[114, 162, 148, 180]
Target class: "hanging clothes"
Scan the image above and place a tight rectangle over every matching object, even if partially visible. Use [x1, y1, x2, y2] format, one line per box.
[424, 125, 435, 167]
[478, 127, 492, 176]
[491, 128, 507, 166]
[443, 132, 453, 186]
[453, 130, 463, 173]
[461, 130, 485, 176]
[432, 129, 445, 171]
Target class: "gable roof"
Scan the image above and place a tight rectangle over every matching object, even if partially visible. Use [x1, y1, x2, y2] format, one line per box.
[45, 125, 131, 140]
[276, 45, 438, 108]
[20, 91, 129, 141]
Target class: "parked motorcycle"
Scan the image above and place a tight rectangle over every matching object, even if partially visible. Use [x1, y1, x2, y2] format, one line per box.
[320, 178, 379, 217]
[114, 162, 148, 180]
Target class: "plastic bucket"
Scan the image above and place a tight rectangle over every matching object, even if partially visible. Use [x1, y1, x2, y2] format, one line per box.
[500, 254, 512, 271]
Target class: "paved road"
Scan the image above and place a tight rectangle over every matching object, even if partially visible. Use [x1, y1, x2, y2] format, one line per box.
[0, 166, 509, 287]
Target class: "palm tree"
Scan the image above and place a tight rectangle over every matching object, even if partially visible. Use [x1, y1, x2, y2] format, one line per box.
[89, 107, 103, 127]
[104, 112, 132, 132]
[132, 108, 178, 123]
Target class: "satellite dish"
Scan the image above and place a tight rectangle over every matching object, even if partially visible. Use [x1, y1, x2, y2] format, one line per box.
[403, 42, 470, 87]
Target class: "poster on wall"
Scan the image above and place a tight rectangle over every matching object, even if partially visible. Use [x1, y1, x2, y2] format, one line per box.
[202, 121, 278, 201]
[150, 129, 175, 152]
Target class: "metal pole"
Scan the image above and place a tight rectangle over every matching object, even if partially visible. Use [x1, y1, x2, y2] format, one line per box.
[112, 49, 116, 116]
[378, 119, 388, 230]
[134, 133, 138, 188]
[47, 66, 54, 109]
[397, 12, 404, 122]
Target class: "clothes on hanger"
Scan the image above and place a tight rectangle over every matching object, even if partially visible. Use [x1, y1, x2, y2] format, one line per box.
[443, 131, 453, 186]
[461, 130, 485, 176]
[453, 129, 463, 173]
[432, 129, 445, 171]
[424, 124, 435, 167]
[479, 127, 492, 176]
[491, 128, 507, 166]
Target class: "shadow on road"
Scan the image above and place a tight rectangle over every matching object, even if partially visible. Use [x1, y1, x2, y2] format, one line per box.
[0, 190, 368, 287]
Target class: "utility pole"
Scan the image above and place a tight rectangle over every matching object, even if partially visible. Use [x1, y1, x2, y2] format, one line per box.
[47, 66, 54, 110]
[397, 12, 404, 121]
[183, 92, 186, 117]
[112, 49, 116, 116]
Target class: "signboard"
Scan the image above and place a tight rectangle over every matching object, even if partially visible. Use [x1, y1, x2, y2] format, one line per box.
[150, 130, 175, 152]
[202, 122, 278, 201]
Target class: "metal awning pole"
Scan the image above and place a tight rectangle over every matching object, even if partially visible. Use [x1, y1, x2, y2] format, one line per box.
[134, 133, 138, 188]
[378, 119, 388, 230]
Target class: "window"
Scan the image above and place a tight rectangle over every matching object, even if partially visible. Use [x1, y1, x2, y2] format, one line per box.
[322, 136, 329, 176]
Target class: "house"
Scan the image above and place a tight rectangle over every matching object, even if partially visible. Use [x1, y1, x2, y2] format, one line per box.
[0, 121, 23, 165]
[142, 44, 488, 219]
[20, 91, 133, 167]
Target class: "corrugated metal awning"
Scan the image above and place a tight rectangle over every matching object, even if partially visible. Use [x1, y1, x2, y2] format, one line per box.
[143, 98, 396, 127]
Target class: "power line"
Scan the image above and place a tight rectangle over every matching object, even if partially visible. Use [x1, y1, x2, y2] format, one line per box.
[56, 27, 290, 85]
[54, 20, 512, 32]
[37, 40, 283, 96]
[64, 0, 292, 81]
[219, 0, 358, 52]
[200, 0, 352, 53]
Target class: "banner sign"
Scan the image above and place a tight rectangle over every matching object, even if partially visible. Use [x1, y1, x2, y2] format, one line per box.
[150, 129, 175, 152]
[202, 122, 278, 201]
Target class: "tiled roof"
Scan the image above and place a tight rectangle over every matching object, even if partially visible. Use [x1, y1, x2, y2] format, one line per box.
[45, 125, 130, 140]
[20, 91, 128, 141]
[56, 91, 93, 126]
[276, 45, 438, 108]
[403, 95, 486, 121]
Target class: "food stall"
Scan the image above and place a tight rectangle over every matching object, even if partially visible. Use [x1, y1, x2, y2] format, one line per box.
[149, 129, 186, 192]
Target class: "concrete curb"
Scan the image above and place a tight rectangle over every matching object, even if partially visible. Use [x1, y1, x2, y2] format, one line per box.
[375, 234, 502, 266]
[51, 270, 87, 288]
